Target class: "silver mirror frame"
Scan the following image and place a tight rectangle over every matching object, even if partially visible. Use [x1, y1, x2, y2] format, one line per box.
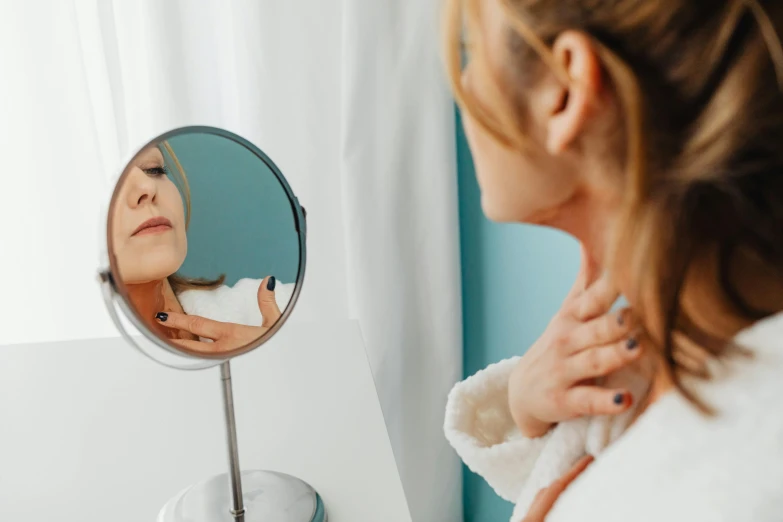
[97, 125, 307, 370]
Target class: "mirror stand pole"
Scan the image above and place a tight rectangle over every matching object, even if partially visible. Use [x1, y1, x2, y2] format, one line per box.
[220, 361, 246, 521]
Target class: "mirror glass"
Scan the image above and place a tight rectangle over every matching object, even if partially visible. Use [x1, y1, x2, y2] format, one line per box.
[107, 127, 303, 359]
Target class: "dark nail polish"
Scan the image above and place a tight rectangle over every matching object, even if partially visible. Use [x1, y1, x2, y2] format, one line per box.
[155, 312, 168, 322]
[626, 337, 639, 350]
[617, 311, 625, 326]
[267, 276, 276, 291]
[613, 392, 624, 405]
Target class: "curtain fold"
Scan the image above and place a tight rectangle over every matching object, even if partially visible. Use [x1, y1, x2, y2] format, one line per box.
[340, 1, 463, 520]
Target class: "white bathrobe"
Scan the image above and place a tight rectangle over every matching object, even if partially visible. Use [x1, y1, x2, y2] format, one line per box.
[177, 278, 295, 326]
[444, 312, 783, 521]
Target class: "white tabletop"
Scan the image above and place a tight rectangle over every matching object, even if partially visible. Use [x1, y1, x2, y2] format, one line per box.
[0, 320, 411, 522]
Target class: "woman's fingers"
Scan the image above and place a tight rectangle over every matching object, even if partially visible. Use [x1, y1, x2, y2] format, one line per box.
[170, 338, 229, 352]
[564, 385, 633, 417]
[552, 455, 595, 493]
[571, 274, 620, 321]
[522, 455, 595, 521]
[171, 332, 265, 353]
[566, 308, 634, 354]
[555, 454, 595, 487]
[522, 489, 559, 522]
[155, 311, 227, 340]
[257, 276, 282, 328]
[564, 335, 644, 382]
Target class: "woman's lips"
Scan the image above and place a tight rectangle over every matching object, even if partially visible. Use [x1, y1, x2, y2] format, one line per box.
[132, 216, 173, 236]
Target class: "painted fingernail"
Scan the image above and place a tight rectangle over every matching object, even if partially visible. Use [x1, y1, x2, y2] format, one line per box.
[155, 312, 168, 322]
[267, 276, 276, 291]
[617, 311, 625, 326]
[626, 337, 639, 350]
[613, 392, 624, 405]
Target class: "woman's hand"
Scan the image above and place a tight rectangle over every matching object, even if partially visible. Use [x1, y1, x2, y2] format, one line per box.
[257, 276, 282, 325]
[509, 246, 646, 438]
[156, 276, 282, 352]
[520, 455, 594, 522]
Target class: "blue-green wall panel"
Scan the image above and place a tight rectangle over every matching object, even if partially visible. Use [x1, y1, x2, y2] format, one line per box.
[165, 133, 299, 286]
[456, 109, 580, 521]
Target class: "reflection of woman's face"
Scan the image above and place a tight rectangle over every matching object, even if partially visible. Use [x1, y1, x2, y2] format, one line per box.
[112, 145, 187, 284]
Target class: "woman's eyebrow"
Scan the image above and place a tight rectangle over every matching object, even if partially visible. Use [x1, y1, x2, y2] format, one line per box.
[135, 150, 165, 167]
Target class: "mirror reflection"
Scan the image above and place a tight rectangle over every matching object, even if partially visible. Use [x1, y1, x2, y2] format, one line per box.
[108, 131, 300, 355]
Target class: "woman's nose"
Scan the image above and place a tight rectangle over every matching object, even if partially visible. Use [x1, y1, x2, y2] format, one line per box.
[125, 167, 157, 208]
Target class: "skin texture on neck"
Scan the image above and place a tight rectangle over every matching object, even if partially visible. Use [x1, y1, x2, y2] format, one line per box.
[536, 173, 617, 282]
[126, 278, 197, 341]
[538, 169, 679, 411]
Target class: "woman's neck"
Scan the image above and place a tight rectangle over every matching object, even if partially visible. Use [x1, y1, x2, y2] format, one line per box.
[538, 184, 680, 409]
[537, 186, 617, 277]
[126, 279, 194, 340]
[540, 177, 783, 421]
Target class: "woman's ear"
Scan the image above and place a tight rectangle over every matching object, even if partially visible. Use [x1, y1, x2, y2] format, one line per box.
[536, 31, 603, 155]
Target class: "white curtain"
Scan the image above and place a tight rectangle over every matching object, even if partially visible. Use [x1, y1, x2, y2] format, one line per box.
[340, 1, 463, 521]
[0, 1, 462, 521]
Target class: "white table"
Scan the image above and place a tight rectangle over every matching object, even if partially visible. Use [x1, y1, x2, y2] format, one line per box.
[0, 320, 411, 522]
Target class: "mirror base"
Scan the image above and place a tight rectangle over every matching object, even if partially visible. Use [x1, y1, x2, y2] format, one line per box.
[157, 470, 327, 522]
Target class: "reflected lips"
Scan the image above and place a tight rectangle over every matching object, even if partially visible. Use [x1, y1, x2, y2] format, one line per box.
[132, 216, 173, 236]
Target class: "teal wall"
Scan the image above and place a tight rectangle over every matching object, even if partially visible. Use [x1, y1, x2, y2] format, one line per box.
[164, 133, 299, 287]
[456, 110, 580, 521]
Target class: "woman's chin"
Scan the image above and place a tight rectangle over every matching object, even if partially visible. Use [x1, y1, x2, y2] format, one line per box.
[480, 195, 515, 223]
[123, 276, 167, 286]
[117, 264, 179, 286]
[480, 194, 539, 224]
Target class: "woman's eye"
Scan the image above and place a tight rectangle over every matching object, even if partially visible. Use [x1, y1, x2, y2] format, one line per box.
[144, 166, 168, 177]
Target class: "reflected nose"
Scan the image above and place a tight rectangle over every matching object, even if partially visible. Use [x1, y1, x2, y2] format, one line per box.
[125, 167, 157, 209]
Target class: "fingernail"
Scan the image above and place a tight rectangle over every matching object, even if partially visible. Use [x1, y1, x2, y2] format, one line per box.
[267, 276, 276, 291]
[155, 312, 168, 322]
[613, 392, 624, 405]
[626, 337, 639, 350]
[617, 311, 625, 326]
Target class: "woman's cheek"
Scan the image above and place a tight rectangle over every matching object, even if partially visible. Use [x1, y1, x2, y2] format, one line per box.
[463, 116, 499, 192]
[178, 232, 188, 266]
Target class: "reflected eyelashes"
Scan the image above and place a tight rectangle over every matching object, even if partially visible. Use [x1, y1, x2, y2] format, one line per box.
[143, 166, 169, 177]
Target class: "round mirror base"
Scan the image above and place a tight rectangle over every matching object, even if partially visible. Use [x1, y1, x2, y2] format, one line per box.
[157, 470, 327, 522]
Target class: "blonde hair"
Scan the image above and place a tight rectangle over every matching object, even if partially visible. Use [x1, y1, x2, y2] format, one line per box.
[445, 0, 783, 412]
[158, 140, 225, 294]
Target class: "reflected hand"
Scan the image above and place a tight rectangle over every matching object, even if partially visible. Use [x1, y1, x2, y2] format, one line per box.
[520, 455, 594, 522]
[509, 245, 647, 438]
[257, 276, 282, 327]
[156, 276, 282, 352]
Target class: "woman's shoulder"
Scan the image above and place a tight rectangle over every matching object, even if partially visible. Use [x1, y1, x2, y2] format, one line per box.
[734, 309, 783, 356]
[715, 310, 783, 414]
[545, 312, 783, 521]
[650, 311, 783, 458]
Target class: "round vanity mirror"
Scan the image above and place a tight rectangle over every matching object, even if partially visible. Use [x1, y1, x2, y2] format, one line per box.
[97, 126, 324, 522]
[99, 126, 306, 368]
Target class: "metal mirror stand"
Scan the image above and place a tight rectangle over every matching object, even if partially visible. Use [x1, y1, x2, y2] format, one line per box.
[222, 361, 245, 520]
